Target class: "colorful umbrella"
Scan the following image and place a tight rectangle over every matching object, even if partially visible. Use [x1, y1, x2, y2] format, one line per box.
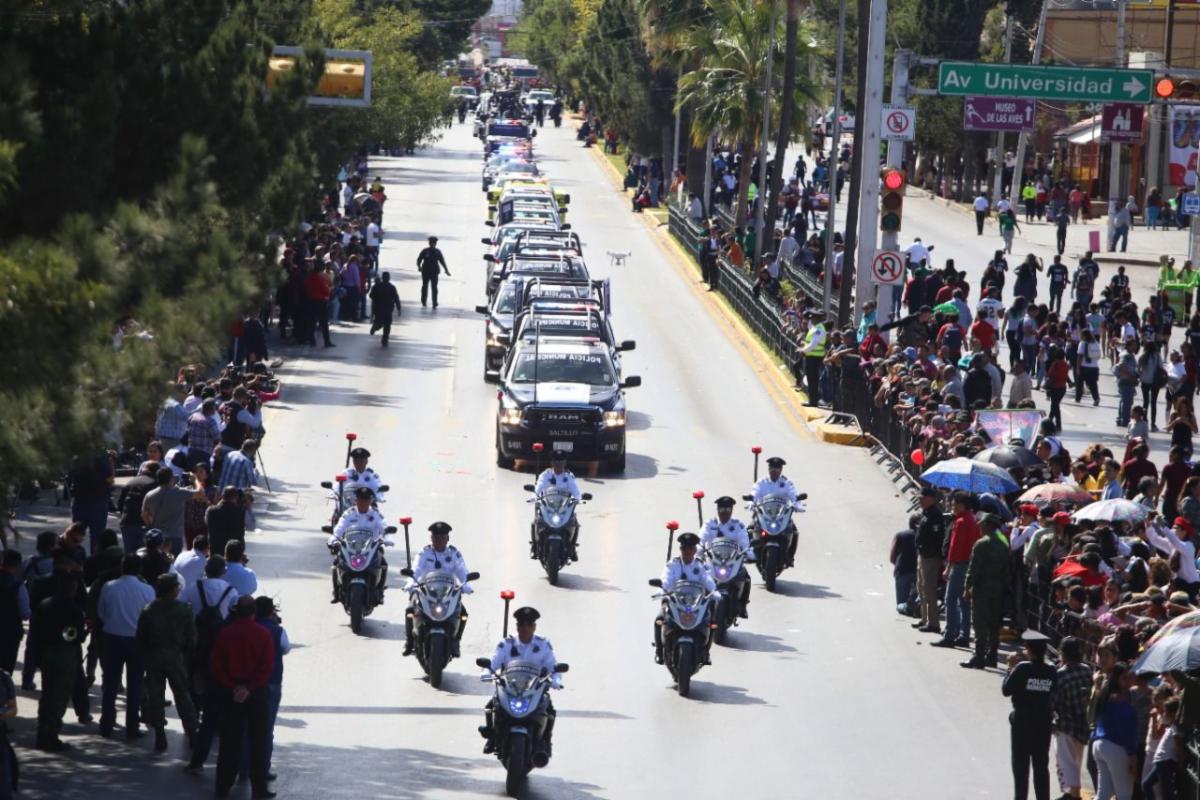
[1017, 483, 1094, 507]
[1072, 498, 1147, 524]
[977, 445, 1043, 470]
[921, 457, 1020, 495]
[1146, 610, 1200, 648]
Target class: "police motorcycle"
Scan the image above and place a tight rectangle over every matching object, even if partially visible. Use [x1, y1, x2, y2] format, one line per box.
[649, 523, 717, 698]
[523, 478, 592, 585]
[321, 522, 395, 634]
[398, 515, 480, 687]
[741, 491, 806, 592]
[703, 538, 751, 645]
[318, 433, 388, 526]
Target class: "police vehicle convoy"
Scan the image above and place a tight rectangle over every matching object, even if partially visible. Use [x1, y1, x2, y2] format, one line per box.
[305, 75, 817, 794]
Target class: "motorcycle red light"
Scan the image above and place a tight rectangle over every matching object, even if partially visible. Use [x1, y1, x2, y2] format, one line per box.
[692, 490, 705, 499]
[399, 516, 413, 525]
[500, 590, 515, 599]
[761, 531, 768, 538]
[666, 521, 679, 531]
[346, 432, 358, 441]
[335, 473, 347, 482]
[532, 442, 544, 453]
[751, 445, 762, 454]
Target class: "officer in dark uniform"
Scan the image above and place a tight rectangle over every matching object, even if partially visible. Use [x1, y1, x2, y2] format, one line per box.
[34, 571, 85, 751]
[416, 236, 451, 308]
[1002, 630, 1056, 800]
[368, 272, 403, 346]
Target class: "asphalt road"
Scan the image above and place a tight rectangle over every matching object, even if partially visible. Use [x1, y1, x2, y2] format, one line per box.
[14, 122, 1013, 799]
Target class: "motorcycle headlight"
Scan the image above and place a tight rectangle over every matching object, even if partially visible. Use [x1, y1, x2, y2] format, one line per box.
[551, 514, 562, 525]
[679, 611, 697, 627]
[429, 602, 450, 621]
[715, 566, 730, 580]
[602, 410, 625, 427]
[349, 554, 368, 571]
[508, 696, 530, 714]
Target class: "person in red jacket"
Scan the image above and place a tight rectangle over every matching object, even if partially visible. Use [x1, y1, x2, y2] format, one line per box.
[303, 262, 334, 348]
[211, 596, 276, 799]
[932, 491, 981, 649]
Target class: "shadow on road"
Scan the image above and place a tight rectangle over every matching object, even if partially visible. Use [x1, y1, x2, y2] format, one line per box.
[770, 580, 841, 600]
[552, 572, 623, 593]
[724, 630, 798, 654]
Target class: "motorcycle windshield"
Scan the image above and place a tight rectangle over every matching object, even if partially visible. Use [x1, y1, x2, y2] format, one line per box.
[343, 530, 373, 555]
[538, 489, 575, 528]
[501, 661, 542, 695]
[419, 572, 457, 602]
[705, 538, 740, 563]
[758, 495, 793, 535]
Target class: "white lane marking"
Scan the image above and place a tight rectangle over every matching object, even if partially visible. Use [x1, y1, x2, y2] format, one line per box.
[445, 331, 458, 414]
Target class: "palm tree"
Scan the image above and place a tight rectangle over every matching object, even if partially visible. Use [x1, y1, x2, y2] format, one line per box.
[764, 0, 808, 244]
[675, 0, 777, 227]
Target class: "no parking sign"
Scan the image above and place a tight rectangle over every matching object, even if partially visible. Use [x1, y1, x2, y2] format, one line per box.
[871, 251, 904, 286]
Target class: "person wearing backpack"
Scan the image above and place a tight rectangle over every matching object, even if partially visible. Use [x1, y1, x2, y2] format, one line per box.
[183, 556, 236, 774]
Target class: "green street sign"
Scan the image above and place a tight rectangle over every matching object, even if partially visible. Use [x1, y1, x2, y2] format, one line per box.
[937, 62, 1154, 104]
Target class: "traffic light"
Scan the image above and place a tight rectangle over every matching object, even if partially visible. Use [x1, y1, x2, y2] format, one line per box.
[1153, 76, 1198, 103]
[880, 168, 905, 232]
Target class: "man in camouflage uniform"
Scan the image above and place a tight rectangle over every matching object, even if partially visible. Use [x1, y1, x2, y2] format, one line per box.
[961, 513, 1010, 670]
[137, 573, 197, 752]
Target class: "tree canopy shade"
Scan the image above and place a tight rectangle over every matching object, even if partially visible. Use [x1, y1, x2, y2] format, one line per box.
[0, 0, 470, 498]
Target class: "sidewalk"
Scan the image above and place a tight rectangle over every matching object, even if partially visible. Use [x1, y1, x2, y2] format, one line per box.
[910, 187, 1189, 267]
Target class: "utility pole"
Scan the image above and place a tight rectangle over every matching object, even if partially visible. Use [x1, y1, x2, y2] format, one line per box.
[703, 135, 714, 217]
[1159, 0, 1176, 189]
[753, 0, 778, 269]
[878, 49, 911, 323]
[672, 65, 682, 181]
[1008, 0, 1049, 210]
[990, 11, 1015, 204]
[852, 0, 887, 327]
[1106, 0, 1127, 249]
[822, 0, 848, 318]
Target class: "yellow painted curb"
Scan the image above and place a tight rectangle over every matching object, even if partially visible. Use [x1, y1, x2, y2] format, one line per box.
[584, 143, 836, 441]
[817, 420, 868, 446]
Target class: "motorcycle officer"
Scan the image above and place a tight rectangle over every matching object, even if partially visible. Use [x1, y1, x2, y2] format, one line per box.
[751, 456, 802, 567]
[403, 521, 473, 657]
[344, 447, 385, 501]
[702, 496, 754, 618]
[479, 606, 560, 759]
[328, 486, 392, 604]
[654, 532, 718, 665]
[533, 450, 582, 560]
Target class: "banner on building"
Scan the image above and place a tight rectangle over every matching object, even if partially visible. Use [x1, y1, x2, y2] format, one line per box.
[1169, 105, 1200, 187]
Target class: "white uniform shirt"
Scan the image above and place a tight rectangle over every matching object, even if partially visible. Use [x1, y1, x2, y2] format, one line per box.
[906, 242, 931, 266]
[330, 506, 389, 545]
[701, 518, 753, 553]
[488, 634, 561, 688]
[660, 556, 717, 593]
[534, 468, 581, 500]
[410, 544, 472, 590]
[343, 467, 384, 500]
[752, 475, 799, 503]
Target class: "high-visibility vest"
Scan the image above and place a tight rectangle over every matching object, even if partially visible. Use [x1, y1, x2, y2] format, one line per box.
[804, 324, 826, 357]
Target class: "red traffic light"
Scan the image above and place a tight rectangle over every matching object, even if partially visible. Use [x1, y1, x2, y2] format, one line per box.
[399, 516, 412, 525]
[345, 432, 357, 441]
[882, 169, 905, 191]
[532, 442, 544, 453]
[751, 445, 762, 454]
[666, 520, 680, 531]
[335, 473, 347, 482]
[692, 490, 705, 499]
[500, 590, 515, 600]
[1156, 77, 1177, 99]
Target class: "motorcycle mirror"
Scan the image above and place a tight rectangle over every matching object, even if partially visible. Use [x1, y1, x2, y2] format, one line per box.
[798, 493, 809, 501]
[464, 571, 480, 582]
[523, 483, 535, 492]
[742, 494, 753, 502]
[554, 663, 569, 673]
[475, 657, 492, 669]
[379, 484, 390, 493]
[320, 481, 333, 489]
[385, 526, 398, 534]
[399, 567, 413, 577]
[648, 578, 662, 588]
[619, 340, 636, 352]
[581, 492, 593, 501]
[321, 525, 333, 534]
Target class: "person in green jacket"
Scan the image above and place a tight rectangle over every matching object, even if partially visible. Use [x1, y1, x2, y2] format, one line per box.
[137, 573, 197, 752]
[962, 514, 1011, 669]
